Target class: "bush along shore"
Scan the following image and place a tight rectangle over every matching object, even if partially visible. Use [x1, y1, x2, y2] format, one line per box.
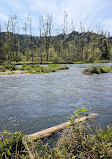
[83, 65, 112, 75]
[3, 59, 112, 65]
[0, 108, 112, 159]
[0, 64, 69, 75]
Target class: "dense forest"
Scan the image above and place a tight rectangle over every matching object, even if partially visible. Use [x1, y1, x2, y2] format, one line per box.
[0, 14, 112, 64]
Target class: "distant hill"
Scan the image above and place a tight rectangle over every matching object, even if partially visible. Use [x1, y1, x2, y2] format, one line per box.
[0, 31, 112, 63]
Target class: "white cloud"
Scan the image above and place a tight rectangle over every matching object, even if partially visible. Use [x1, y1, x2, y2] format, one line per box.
[6, 0, 26, 12]
[0, 13, 8, 21]
[30, 0, 57, 12]
[0, 0, 112, 34]
[104, 19, 112, 26]
[29, 0, 111, 28]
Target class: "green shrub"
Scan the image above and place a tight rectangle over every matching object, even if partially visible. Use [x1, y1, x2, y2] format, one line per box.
[54, 108, 112, 159]
[83, 66, 112, 75]
[19, 64, 69, 74]
[0, 66, 6, 72]
[3, 64, 18, 71]
[47, 64, 69, 71]
[20, 64, 27, 70]
[55, 125, 112, 159]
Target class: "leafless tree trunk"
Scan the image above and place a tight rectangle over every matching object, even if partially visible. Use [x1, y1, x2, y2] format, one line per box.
[42, 14, 53, 62]
[22, 22, 29, 61]
[26, 15, 33, 62]
[10, 15, 18, 61]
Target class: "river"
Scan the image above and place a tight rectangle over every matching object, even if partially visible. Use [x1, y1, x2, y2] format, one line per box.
[0, 63, 112, 134]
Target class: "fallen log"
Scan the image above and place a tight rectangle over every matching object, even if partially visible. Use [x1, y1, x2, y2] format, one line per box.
[29, 113, 98, 141]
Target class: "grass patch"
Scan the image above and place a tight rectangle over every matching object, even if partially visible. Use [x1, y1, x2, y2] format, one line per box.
[83, 66, 112, 75]
[19, 64, 69, 74]
[74, 61, 89, 64]
[55, 124, 112, 159]
[0, 64, 69, 75]
[94, 60, 112, 63]
[0, 131, 26, 158]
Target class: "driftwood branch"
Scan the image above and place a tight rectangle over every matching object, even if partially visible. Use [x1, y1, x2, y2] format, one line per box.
[22, 138, 35, 159]
[29, 113, 98, 141]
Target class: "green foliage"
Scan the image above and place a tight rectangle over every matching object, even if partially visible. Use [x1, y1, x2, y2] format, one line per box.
[0, 66, 6, 72]
[19, 64, 69, 74]
[20, 64, 40, 70]
[69, 107, 92, 123]
[0, 64, 18, 73]
[83, 66, 112, 75]
[27, 139, 55, 159]
[87, 54, 96, 63]
[0, 108, 112, 159]
[3, 64, 18, 71]
[0, 30, 112, 63]
[0, 42, 7, 63]
[0, 64, 69, 75]
[0, 131, 26, 158]
[47, 64, 69, 70]
[55, 124, 112, 159]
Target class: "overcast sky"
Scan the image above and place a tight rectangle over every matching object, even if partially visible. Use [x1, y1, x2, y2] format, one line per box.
[0, 0, 112, 35]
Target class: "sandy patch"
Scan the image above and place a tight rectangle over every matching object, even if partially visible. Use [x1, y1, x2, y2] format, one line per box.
[0, 70, 27, 76]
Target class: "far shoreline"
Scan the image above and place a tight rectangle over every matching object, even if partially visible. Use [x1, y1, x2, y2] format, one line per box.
[0, 64, 69, 76]
[1, 60, 112, 66]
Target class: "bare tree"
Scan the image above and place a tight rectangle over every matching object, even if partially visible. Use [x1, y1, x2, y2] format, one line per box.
[39, 16, 43, 63]
[22, 22, 29, 61]
[63, 11, 68, 60]
[26, 15, 34, 62]
[4, 18, 11, 60]
[63, 11, 68, 35]
[10, 15, 18, 60]
[42, 14, 53, 61]
[0, 24, 3, 61]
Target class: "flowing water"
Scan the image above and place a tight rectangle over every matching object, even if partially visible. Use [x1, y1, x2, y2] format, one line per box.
[0, 63, 112, 134]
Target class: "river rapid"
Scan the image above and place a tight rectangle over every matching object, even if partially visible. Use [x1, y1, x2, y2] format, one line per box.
[0, 63, 112, 134]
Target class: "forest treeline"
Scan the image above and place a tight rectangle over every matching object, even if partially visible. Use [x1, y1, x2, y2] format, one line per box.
[0, 14, 112, 64]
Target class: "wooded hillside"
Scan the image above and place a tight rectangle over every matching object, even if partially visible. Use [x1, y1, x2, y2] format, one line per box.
[0, 15, 112, 64]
